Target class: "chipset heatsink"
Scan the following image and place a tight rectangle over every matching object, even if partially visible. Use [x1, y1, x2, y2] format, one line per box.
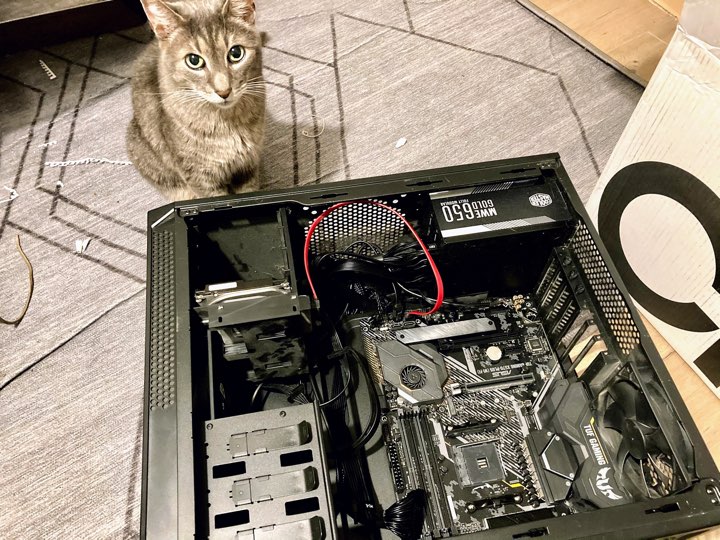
[453, 442, 505, 487]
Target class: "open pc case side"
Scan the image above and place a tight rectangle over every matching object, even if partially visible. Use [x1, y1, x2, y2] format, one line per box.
[141, 154, 720, 539]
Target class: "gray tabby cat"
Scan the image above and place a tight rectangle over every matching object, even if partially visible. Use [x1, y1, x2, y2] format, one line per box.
[127, 0, 265, 201]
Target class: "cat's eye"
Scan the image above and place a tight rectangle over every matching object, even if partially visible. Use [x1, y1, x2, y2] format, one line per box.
[185, 53, 205, 70]
[228, 45, 245, 63]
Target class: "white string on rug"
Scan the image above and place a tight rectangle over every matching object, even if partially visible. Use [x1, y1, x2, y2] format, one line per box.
[0, 186, 19, 205]
[301, 115, 326, 138]
[39, 59, 57, 80]
[45, 158, 133, 168]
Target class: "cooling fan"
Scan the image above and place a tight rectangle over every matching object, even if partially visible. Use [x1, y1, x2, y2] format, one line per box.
[598, 378, 675, 499]
[400, 365, 427, 390]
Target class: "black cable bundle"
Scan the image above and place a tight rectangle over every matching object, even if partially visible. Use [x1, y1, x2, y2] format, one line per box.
[314, 347, 428, 540]
[383, 490, 427, 540]
[310, 240, 434, 318]
[308, 297, 428, 538]
[313, 241, 430, 285]
[382, 242, 431, 286]
[327, 362, 381, 530]
[308, 328, 384, 535]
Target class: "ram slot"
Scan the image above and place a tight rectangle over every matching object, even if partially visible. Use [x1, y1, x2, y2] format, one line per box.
[397, 412, 454, 537]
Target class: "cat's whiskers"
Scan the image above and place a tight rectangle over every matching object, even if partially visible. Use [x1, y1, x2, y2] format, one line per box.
[240, 87, 266, 95]
[143, 88, 194, 96]
[236, 80, 266, 102]
[160, 91, 198, 104]
[240, 93, 266, 101]
[242, 86, 266, 93]
[161, 90, 205, 109]
[156, 76, 209, 106]
[150, 91, 192, 97]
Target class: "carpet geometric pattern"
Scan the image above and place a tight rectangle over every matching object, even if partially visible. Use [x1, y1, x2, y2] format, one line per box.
[0, 1, 641, 537]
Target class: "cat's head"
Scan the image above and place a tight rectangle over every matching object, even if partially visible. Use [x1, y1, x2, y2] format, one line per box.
[140, 0, 263, 108]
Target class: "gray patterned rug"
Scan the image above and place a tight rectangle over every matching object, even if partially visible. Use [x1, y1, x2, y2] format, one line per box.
[0, 1, 641, 537]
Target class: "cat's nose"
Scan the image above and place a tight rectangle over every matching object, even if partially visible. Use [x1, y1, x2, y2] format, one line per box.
[216, 88, 231, 99]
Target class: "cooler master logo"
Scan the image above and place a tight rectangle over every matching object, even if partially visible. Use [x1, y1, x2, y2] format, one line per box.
[529, 193, 552, 207]
[596, 467, 623, 501]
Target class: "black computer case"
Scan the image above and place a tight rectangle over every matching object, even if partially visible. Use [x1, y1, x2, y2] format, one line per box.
[141, 154, 720, 539]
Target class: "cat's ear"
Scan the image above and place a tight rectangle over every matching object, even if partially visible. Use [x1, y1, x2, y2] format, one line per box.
[223, 0, 256, 25]
[140, 0, 185, 40]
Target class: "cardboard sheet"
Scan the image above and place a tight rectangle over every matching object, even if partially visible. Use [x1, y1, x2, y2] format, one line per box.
[587, 0, 720, 397]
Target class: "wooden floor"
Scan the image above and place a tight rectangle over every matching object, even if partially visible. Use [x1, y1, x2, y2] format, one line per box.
[518, 0, 683, 85]
[0, 0, 99, 23]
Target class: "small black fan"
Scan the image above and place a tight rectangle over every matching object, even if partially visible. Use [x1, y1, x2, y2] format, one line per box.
[400, 365, 427, 390]
[600, 379, 675, 498]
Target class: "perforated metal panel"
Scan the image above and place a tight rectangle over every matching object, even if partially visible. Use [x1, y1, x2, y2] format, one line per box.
[304, 200, 405, 255]
[149, 230, 176, 410]
[205, 404, 334, 540]
[571, 224, 640, 356]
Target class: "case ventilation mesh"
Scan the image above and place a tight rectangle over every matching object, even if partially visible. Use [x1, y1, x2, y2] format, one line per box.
[304, 200, 405, 255]
[149, 230, 176, 410]
[571, 223, 641, 356]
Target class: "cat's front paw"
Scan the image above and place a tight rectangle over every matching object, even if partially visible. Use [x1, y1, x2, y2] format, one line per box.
[168, 187, 201, 202]
[231, 174, 260, 194]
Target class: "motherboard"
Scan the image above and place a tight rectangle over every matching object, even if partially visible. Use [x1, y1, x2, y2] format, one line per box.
[362, 299, 561, 537]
